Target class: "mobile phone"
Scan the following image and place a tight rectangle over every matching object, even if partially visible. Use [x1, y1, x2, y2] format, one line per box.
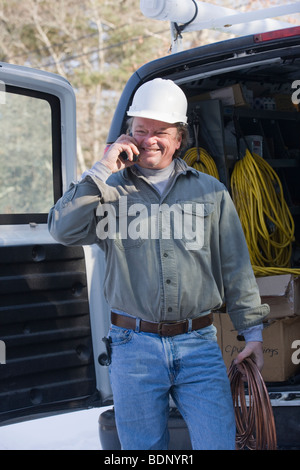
[120, 151, 140, 162]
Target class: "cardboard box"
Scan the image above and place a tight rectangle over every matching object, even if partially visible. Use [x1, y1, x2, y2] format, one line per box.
[274, 93, 299, 112]
[256, 274, 300, 319]
[215, 313, 300, 382]
[190, 84, 248, 107]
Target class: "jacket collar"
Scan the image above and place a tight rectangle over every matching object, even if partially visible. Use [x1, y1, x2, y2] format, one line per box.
[123, 157, 198, 180]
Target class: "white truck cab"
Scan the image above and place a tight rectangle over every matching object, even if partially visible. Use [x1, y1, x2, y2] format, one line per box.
[1, 3, 300, 449]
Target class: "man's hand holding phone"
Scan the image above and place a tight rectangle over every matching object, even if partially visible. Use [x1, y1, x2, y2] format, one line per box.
[101, 134, 140, 173]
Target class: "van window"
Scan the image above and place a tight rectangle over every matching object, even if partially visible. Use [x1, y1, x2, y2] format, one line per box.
[0, 85, 61, 224]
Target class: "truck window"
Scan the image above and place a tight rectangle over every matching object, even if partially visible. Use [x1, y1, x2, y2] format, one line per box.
[0, 85, 61, 224]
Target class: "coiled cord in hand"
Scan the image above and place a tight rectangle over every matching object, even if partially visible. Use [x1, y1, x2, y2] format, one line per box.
[228, 357, 277, 450]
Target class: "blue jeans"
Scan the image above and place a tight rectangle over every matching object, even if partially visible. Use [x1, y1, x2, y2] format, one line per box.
[108, 322, 236, 450]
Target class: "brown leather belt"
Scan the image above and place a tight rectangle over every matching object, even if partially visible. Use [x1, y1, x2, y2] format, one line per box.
[111, 311, 213, 337]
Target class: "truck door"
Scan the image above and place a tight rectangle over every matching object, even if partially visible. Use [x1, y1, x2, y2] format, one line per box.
[0, 63, 112, 426]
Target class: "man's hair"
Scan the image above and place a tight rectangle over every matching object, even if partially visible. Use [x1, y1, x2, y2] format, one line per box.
[126, 117, 190, 159]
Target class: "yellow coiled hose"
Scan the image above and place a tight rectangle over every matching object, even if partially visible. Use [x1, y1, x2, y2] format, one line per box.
[231, 149, 300, 277]
[183, 147, 220, 180]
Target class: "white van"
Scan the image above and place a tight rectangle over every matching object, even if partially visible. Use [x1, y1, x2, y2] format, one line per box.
[0, 22, 300, 449]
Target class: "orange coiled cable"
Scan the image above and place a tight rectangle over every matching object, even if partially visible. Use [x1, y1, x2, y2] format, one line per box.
[228, 357, 277, 450]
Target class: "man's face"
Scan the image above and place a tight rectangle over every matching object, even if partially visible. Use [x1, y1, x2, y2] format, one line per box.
[132, 117, 182, 169]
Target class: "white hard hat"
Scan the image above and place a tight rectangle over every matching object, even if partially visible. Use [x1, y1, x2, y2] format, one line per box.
[127, 78, 188, 124]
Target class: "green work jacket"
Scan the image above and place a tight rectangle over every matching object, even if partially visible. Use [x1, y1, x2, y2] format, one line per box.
[48, 158, 269, 331]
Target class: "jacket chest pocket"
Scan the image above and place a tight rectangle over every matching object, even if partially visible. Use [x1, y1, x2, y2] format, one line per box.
[96, 197, 150, 250]
[175, 200, 215, 250]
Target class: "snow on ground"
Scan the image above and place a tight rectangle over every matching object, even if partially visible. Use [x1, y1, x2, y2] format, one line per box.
[0, 406, 113, 450]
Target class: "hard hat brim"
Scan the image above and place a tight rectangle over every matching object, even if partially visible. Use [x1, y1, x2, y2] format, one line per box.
[127, 109, 187, 125]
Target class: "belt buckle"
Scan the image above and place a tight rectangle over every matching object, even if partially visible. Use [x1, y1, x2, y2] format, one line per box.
[158, 320, 187, 337]
[158, 321, 173, 336]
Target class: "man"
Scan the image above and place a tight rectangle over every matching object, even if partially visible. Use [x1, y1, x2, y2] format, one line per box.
[48, 78, 269, 450]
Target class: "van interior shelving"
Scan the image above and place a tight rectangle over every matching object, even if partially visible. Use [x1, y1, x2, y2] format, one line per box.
[179, 56, 300, 261]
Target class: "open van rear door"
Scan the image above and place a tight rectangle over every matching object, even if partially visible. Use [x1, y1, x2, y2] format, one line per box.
[0, 63, 112, 425]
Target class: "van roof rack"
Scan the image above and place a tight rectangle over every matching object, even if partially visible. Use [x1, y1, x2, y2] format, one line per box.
[140, 0, 300, 53]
